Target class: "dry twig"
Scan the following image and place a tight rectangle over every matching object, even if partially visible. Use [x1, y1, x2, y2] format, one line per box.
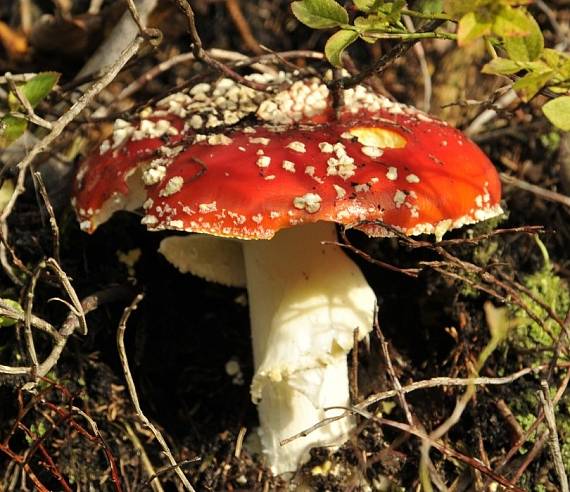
[173, 0, 274, 92]
[281, 362, 568, 446]
[538, 380, 569, 492]
[116, 293, 196, 492]
[0, 35, 145, 284]
[501, 172, 570, 209]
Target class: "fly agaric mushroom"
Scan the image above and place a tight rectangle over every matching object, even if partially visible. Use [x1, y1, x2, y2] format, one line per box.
[73, 74, 502, 474]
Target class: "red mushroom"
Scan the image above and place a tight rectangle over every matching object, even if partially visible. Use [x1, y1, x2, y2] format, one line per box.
[73, 75, 502, 474]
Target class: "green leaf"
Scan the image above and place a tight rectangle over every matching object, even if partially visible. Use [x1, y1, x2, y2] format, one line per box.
[493, 6, 540, 38]
[353, 0, 381, 12]
[8, 72, 59, 111]
[415, 0, 444, 15]
[443, 0, 482, 17]
[291, 0, 349, 29]
[0, 299, 24, 328]
[325, 29, 359, 66]
[354, 14, 391, 42]
[457, 12, 492, 45]
[543, 48, 570, 78]
[382, 0, 406, 23]
[20, 72, 59, 108]
[481, 57, 525, 76]
[500, 9, 543, 61]
[513, 69, 554, 101]
[0, 115, 28, 148]
[0, 179, 14, 213]
[543, 96, 570, 131]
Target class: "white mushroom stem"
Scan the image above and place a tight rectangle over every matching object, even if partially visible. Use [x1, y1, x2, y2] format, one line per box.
[242, 221, 376, 474]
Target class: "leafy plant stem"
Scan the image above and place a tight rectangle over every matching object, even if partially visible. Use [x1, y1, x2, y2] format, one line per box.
[361, 30, 457, 41]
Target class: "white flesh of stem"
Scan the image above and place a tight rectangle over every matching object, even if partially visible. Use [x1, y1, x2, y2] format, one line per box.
[242, 221, 376, 474]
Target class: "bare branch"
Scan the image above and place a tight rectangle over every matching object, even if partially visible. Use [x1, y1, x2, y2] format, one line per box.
[116, 293, 196, 492]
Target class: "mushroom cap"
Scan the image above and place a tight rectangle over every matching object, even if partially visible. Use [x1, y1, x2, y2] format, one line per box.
[74, 75, 502, 239]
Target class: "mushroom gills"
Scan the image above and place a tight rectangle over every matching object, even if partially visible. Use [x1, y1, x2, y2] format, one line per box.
[159, 235, 246, 287]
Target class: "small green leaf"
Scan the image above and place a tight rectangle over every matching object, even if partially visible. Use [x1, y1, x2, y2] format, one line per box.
[291, 0, 349, 29]
[20, 72, 59, 108]
[415, 0, 444, 15]
[0, 179, 14, 213]
[443, 0, 481, 17]
[501, 10, 543, 61]
[414, 0, 443, 14]
[353, 0, 380, 12]
[481, 57, 525, 76]
[0, 299, 24, 328]
[0, 115, 28, 148]
[8, 72, 60, 111]
[513, 70, 554, 101]
[543, 48, 570, 77]
[354, 14, 390, 42]
[457, 12, 492, 45]
[382, 0, 405, 23]
[493, 6, 532, 37]
[325, 29, 359, 66]
[543, 96, 570, 131]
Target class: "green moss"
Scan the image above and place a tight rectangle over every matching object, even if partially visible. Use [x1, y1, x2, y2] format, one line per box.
[473, 239, 499, 267]
[539, 130, 561, 155]
[509, 238, 570, 356]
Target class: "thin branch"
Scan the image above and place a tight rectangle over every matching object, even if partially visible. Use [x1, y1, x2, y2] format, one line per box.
[173, 0, 274, 92]
[225, 0, 262, 54]
[116, 293, 196, 492]
[4, 73, 53, 130]
[374, 309, 413, 425]
[486, 368, 570, 488]
[281, 363, 567, 446]
[71, 407, 125, 492]
[123, 422, 165, 492]
[32, 172, 61, 265]
[501, 172, 570, 209]
[0, 286, 132, 378]
[330, 20, 445, 91]
[0, 35, 145, 281]
[538, 380, 569, 492]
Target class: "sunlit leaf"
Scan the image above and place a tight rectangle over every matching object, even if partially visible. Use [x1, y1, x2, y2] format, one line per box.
[0, 115, 28, 148]
[325, 29, 359, 66]
[0, 298, 23, 328]
[353, 0, 381, 12]
[501, 9, 543, 61]
[415, 0, 444, 15]
[482, 57, 524, 76]
[543, 96, 570, 131]
[291, 0, 349, 29]
[513, 70, 554, 101]
[457, 12, 492, 45]
[8, 72, 59, 111]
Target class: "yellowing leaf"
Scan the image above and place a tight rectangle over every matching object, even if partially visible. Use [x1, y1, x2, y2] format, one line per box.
[543, 96, 570, 131]
[501, 10, 543, 61]
[482, 57, 524, 76]
[457, 12, 492, 46]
